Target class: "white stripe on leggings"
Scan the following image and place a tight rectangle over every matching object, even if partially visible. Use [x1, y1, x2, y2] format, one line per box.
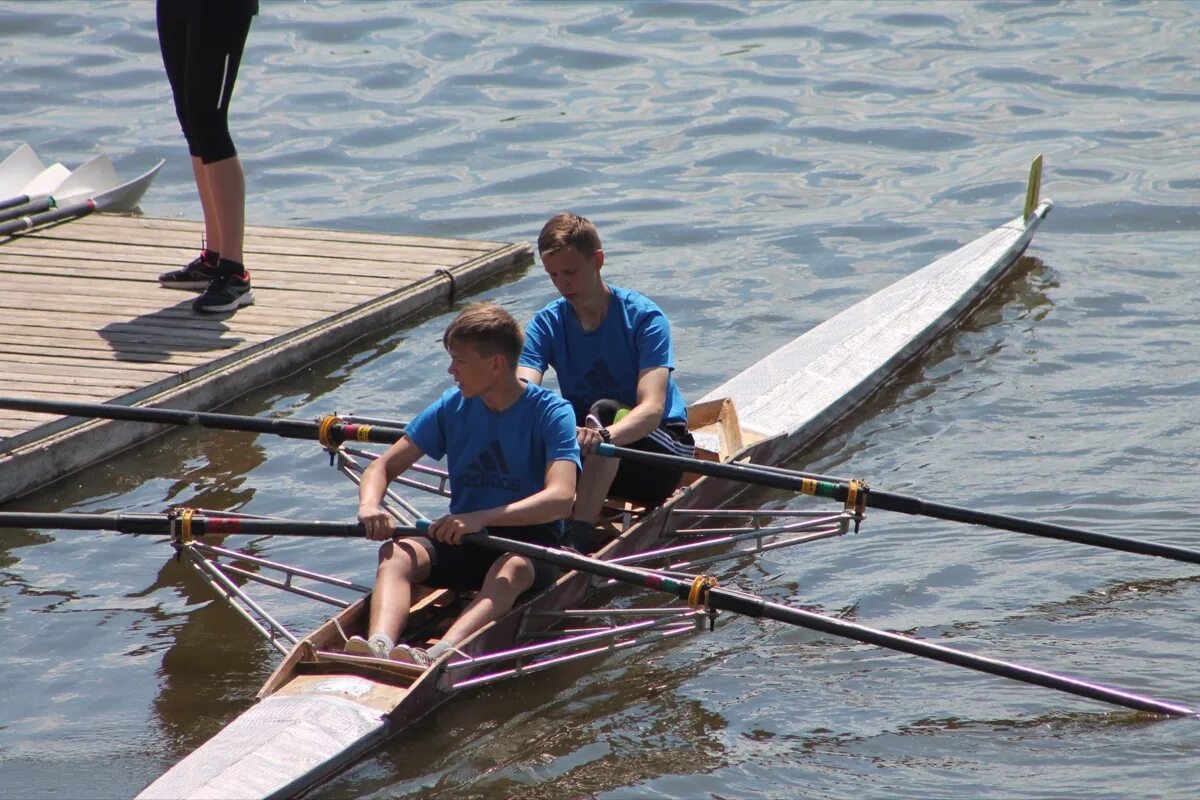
[216, 53, 231, 110]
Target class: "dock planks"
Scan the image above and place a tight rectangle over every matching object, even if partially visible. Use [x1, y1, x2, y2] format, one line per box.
[0, 213, 532, 504]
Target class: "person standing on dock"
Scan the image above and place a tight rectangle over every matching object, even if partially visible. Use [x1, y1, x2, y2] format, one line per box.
[347, 303, 580, 666]
[155, 0, 257, 314]
[517, 212, 694, 552]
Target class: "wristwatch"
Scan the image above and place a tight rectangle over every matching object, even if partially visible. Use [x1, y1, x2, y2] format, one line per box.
[597, 427, 612, 443]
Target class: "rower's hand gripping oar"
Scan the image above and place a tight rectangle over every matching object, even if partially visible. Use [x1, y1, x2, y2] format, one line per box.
[594, 443, 1200, 567]
[0, 510, 1192, 717]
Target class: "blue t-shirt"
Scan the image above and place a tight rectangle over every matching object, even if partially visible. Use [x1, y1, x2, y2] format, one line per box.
[404, 382, 580, 516]
[519, 285, 687, 426]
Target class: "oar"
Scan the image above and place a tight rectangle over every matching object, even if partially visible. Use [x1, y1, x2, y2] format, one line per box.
[0, 157, 164, 237]
[0, 511, 419, 539]
[0, 396, 406, 447]
[594, 443, 1200, 567]
[0, 153, 112, 223]
[0, 510, 1191, 717]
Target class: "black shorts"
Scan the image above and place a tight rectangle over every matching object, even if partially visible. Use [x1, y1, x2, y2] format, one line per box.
[582, 399, 695, 506]
[417, 523, 561, 595]
[157, 0, 256, 163]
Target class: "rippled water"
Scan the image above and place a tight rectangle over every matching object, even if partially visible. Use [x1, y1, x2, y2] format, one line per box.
[2, 1, 1199, 798]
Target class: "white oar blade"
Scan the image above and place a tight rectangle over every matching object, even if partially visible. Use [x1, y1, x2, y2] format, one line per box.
[45, 154, 120, 204]
[19, 163, 72, 197]
[93, 159, 164, 213]
[0, 143, 45, 196]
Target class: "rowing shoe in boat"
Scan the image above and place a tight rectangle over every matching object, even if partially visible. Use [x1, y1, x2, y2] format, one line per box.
[128, 161, 1053, 798]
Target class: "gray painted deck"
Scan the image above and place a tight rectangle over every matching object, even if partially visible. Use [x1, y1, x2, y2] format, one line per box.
[0, 213, 532, 503]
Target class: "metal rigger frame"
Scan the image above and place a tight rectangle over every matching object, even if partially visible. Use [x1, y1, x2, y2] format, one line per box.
[168, 412, 868, 692]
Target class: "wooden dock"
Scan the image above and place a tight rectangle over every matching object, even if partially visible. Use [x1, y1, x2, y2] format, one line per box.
[0, 214, 532, 504]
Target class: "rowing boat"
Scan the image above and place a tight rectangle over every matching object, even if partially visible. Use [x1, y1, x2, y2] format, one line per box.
[132, 164, 1052, 798]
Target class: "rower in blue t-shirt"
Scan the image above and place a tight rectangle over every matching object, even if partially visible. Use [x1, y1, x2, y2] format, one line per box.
[518, 212, 695, 553]
[406, 384, 578, 519]
[347, 303, 580, 668]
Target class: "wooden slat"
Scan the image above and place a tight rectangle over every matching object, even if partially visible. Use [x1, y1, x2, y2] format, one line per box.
[0, 256, 431, 290]
[62, 214, 510, 250]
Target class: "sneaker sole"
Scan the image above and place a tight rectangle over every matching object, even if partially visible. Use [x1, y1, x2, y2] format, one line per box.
[159, 280, 211, 290]
[194, 289, 256, 314]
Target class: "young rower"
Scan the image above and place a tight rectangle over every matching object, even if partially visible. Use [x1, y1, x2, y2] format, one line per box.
[516, 212, 695, 552]
[346, 302, 580, 665]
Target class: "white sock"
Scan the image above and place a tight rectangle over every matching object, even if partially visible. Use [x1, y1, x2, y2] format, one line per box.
[426, 640, 453, 659]
[368, 633, 395, 652]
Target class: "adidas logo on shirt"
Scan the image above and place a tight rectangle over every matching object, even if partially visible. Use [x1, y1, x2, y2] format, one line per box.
[459, 440, 523, 491]
[580, 359, 619, 396]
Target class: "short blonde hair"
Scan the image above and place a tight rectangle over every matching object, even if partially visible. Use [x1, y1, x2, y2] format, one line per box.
[442, 302, 523, 366]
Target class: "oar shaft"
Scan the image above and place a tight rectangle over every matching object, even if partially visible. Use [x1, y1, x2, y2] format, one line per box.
[463, 532, 1195, 717]
[866, 493, 1200, 566]
[742, 591, 1195, 717]
[0, 511, 417, 539]
[595, 443, 1200, 566]
[0, 199, 93, 236]
[0, 194, 38, 215]
[0, 396, 406, 446]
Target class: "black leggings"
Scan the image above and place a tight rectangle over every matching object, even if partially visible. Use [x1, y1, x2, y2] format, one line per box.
[157, 0, 255, 164]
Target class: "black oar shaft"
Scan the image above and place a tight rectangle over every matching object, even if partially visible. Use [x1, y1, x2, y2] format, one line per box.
[0, 194, 32, 212]
[465, 532, 1195, 718]
[0, 196, 48, 220]
[0, 512, 416, 539]
[0, 199, 93, 236]
[865, 493, 1200, 565]
[2, 511, 1189, 716]
[595, 443, 1200, 566]
[0, 396, 405, 446]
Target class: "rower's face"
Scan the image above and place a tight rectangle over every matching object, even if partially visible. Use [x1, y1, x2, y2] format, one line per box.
[446, 341, 499, 398]
[542, 248, 600, 305]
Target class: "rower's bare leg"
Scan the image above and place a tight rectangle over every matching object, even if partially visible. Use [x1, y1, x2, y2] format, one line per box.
[191, 155, 221, 253]
[571, 453, 620, 525]
[436, 554, 534, 648]
[368, 538, 432, 643]
[199, 155, 246, 263]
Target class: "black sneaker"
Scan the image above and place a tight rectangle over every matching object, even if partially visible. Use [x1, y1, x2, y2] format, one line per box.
[159, 249, 220, 290]
[193, 271, 255, 313]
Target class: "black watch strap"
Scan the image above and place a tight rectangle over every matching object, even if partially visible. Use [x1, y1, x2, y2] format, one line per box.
[598, 427, 612, 443]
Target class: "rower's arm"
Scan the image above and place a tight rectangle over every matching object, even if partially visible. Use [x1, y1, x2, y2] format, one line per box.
[606, 366, 669, 445]
[516, 365, 544, 385]
[358, 436, 425, 537]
